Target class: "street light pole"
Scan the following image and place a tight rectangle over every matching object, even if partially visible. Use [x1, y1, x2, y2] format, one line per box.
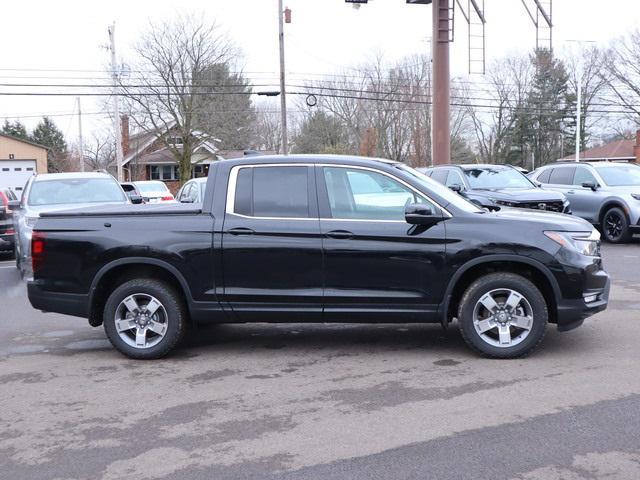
[278, 0, 288, 155]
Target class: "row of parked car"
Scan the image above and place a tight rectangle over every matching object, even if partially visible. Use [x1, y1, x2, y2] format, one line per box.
[0, 172, 210, 276]
[419, 160, 640, 244]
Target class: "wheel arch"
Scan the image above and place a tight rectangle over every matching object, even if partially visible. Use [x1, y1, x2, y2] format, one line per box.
[598, 200, 630, 225]
[88, 258, 192, 327]
[441, 255, 560, 327]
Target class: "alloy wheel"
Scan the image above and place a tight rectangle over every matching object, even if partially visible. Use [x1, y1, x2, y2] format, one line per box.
[472, 288, 534, 348]
[604, 211, 624, 241]
[114, 293, 168, 349]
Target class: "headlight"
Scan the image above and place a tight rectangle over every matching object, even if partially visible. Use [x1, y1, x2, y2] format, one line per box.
[631, 194, 640, 201]
[495, 200, 518, 207]
[544, 230, 600, 256]
[25, 216, 38, 228]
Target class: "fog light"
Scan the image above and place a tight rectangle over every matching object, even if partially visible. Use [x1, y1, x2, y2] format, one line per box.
[584, 294, 598, 303]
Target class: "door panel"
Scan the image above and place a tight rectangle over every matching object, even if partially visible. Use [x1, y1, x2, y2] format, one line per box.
[570, 167, 603, 223]
[317, 165, 447, 321]
[221, 165, 323, 321]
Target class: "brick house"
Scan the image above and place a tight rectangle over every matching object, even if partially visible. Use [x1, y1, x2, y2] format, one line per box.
[559, 129, 640, 163]
[121, 117, 221, 194]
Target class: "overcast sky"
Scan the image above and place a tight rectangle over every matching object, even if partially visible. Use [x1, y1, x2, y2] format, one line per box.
[2, 0, 639, 143]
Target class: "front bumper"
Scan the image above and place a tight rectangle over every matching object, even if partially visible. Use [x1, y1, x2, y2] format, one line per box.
[556, 273, 610, 332]
[28, 281, 89, 318]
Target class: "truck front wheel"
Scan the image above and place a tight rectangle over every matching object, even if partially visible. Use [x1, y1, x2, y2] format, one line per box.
[457, 273, 547, 359]
[103, 278, 187, 359]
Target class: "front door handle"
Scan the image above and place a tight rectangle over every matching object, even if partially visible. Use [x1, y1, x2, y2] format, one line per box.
[227, 227, 255, 236]
[325, 229, 354, 240]
[567, 190, 575, 194]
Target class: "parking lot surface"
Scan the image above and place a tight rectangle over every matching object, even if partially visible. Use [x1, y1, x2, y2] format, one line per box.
[1, 242, 640, 480]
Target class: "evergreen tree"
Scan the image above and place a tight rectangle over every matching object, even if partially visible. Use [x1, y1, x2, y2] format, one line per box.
[523, 49, 575, 166]
[293, 111, 348, 154]
[31, 117, 67, 172]
[194, 63, 256, 150]
[1, 119, 29, 140]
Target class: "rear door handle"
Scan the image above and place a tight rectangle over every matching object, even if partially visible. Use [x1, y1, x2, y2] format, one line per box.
[325, 229, 354, 240]
[227, 227, 255, 235]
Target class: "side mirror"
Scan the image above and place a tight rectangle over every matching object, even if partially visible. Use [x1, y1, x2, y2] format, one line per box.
[581, 181, 598, 191]
[533, 180, 542, 188]
[129, 194, 144, 204]
[405, 203, 439, 225]
[448, 184, 463, 193]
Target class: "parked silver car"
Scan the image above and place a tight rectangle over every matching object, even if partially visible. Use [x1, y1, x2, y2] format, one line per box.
[15, 172, 130, 275]
[529, 161, 640, 243]
[175, 177, 207, 204]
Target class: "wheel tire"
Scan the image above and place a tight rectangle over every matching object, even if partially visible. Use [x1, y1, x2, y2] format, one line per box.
[103, 278, 187, 359]
[601, 207, 631, 244]
[458, 273, 547, 359]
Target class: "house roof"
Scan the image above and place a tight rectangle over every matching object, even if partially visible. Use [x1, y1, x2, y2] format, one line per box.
[122, 125, 219, 166]
[560, 138, 636, 161]
[133, 147, 219, 165]
[0, 132, 50, 151]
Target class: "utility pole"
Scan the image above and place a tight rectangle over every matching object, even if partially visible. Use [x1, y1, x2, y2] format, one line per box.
[108, 23, 124, 180]
[431, 0, 451, 165]
[575, 63, 581, 163]
[278, 0, 288, 155]
[77, 97, 84, 172]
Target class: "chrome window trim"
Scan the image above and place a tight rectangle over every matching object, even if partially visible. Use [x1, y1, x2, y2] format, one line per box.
[225, 162, 452, 221]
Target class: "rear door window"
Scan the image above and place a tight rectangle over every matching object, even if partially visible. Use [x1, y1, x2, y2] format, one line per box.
[233, 166, 310, 218]
[548, 166, 576, 185]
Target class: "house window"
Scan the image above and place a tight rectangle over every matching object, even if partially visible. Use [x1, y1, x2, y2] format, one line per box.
[168, 136, 183, 146]
[150, 165, 179, 180]
[192, 165, 205, 178]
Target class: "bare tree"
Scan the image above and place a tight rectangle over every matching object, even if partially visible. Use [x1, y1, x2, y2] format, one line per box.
[253, 103, 282, 153]
[565, 45, 609, 151]
[120, 15, 237, 184]
[83, 131, 116, 173]
[603, 29, 640, 127]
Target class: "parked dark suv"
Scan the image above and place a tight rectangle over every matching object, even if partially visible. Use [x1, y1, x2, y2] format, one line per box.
[421, 164, 571, 213]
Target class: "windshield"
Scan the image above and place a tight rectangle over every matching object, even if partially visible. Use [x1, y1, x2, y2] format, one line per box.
[396, 164, 483, 213]
[463, 167, 534, 189]
[135, 182, 169, 193]
[595, 165, 640, 187]
[28, 178, 126, 206]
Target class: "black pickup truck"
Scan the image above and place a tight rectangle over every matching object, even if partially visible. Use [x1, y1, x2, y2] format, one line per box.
[28, 155, 610, 359]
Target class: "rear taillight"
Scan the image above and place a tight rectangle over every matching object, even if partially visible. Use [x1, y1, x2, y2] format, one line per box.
[31, 232, 46, 274]
[161, 195, 174, 201]
[6, 228, 15, 235]
[0, 191, 10, 214]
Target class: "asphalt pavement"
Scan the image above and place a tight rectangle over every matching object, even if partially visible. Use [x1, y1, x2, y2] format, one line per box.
[1, 242, 640, 480]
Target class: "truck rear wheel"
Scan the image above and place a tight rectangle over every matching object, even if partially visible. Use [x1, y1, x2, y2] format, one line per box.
[457, 273, 547, 359]
[103, 278, 186, 359]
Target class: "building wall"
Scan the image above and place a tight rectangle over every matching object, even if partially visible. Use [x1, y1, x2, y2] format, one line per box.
[0, 137, 47, 173]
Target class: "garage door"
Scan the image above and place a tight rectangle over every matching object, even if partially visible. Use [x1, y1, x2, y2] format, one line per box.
[0, 160, 36, 193]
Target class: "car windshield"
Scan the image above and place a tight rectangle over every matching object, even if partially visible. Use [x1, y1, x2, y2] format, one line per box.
[28, 178, 126, 206]
[595, 165, 640, 186]
[395, 164, 483, 213]
[463, 167, 534, 189]
[136, 182, 169, 193]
